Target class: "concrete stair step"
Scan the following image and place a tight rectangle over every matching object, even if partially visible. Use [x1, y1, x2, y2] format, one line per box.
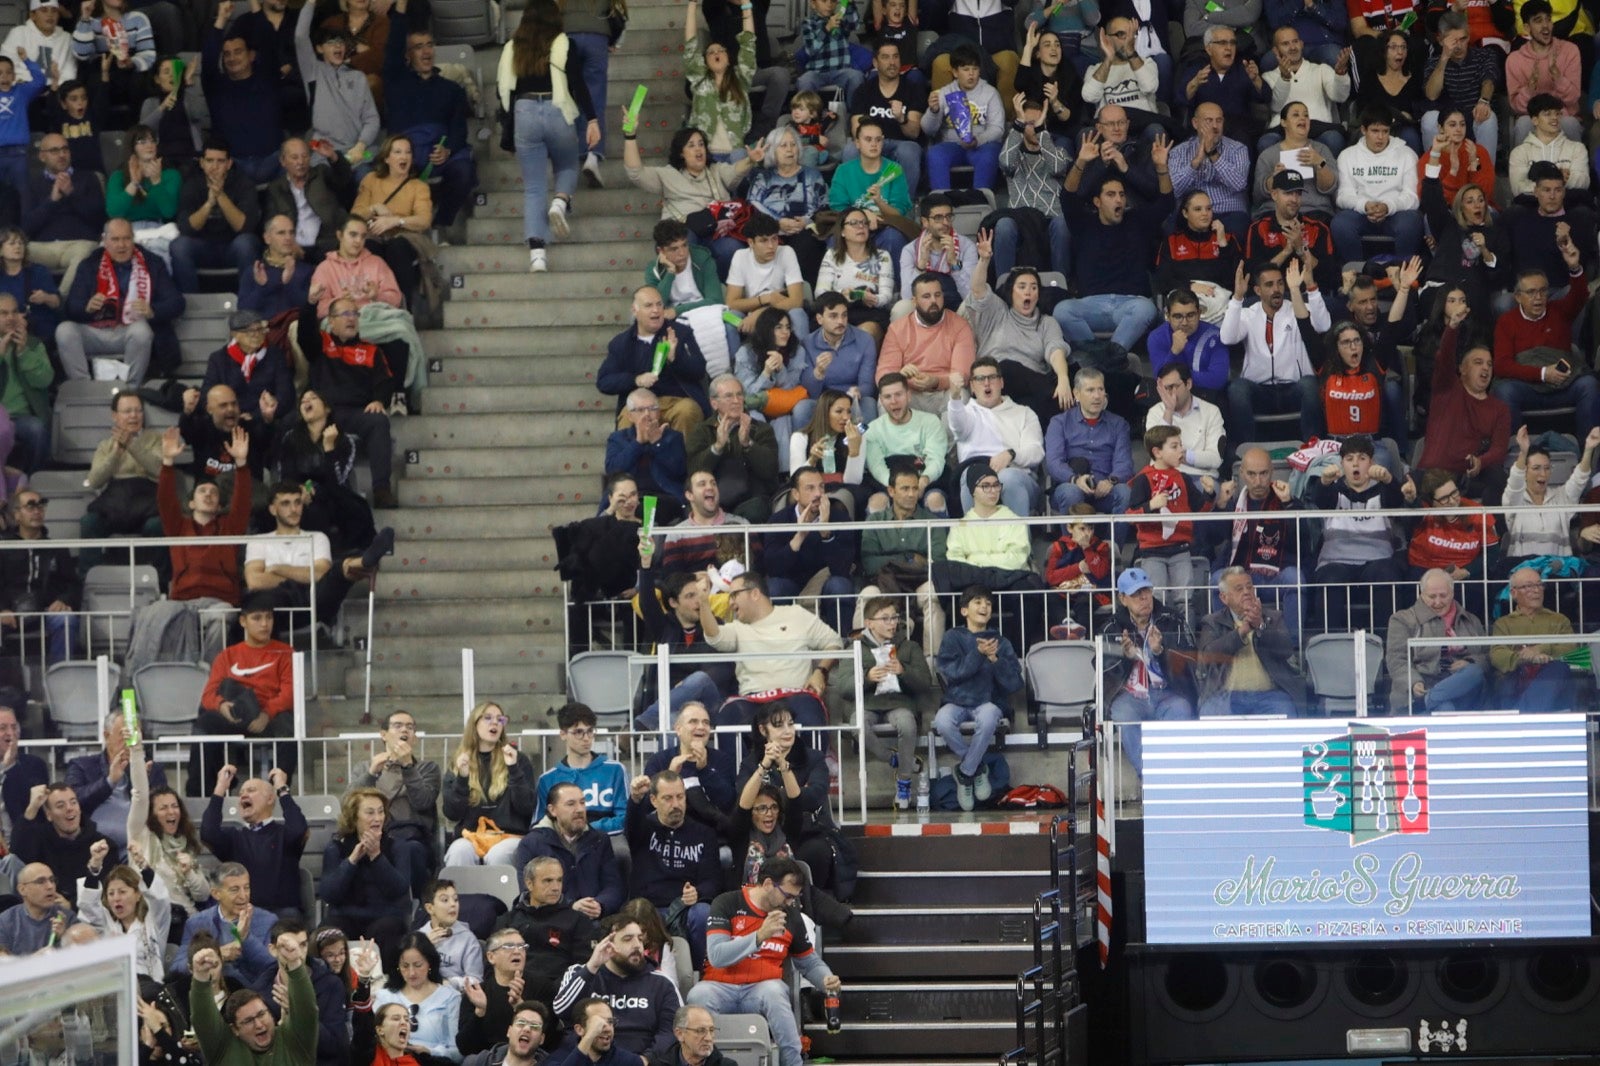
[475, 187, 662, 219]
[439, 244, 650, 276]
[464, 215, 657, 246]
[419, 325, 620, 357]
[474, 153, 662, 190]
[429, 356, 598, 387]
[448, 270, 654, 302]
[600, 50, 688, 82]
[396, 473, 603, 509]
[444, 297, 636, 330]
[407, 450, 601, 483]
[372, 597, 565, 636]
[393, 412, 615, 450]
[385, 534, 559, 570]
[359, 695, 562, 733]
[418, 383, 612, 415]
[358, 661, 563, 701]
[386, 506, 551, 541]
[369, 631, 565, 669]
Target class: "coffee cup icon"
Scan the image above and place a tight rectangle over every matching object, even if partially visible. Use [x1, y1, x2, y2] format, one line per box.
[1311, 777, 1346, 819]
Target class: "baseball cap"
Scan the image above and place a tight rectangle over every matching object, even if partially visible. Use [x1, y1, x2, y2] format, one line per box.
[1116, 568, 1153, 596]
[30, 0, 62, 10]
[1269, 169, 1305, 192]
[228, 309, 267, 332]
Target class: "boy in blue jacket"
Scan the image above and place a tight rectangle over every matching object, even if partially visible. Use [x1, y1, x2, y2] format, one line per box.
[0, 55, 47, 199]
[536, 702, 629, 834]
[934, 585, 1023, 811]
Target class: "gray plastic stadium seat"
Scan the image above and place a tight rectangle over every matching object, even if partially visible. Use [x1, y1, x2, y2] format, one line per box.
[52, 380, 124, 465]
[565, 650, 642, 730]
[447, 864, 522, 908]
[716, 1014, 776, 1066]
[131, 661, 209, 737]
[82, 564, 161, 657]
[28, 470, 97, 544]
[44, 660, 112, 740]
[430, 0, 495, 44]
[1304, 632, 1384, 715]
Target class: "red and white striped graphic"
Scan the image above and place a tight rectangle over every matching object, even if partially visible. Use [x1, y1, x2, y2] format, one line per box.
[1095, 789, 1112, 967]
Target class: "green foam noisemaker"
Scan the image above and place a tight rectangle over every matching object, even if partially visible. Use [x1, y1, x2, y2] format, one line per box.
[623, 85, 649, 135]
[652, 337, 671, 374]
[171, 57, 185, 86]
[641, 495, 658, 536]
[121, 687, 140, 746]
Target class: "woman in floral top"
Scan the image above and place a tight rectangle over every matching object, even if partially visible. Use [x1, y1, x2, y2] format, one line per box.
[684, 0, 756, 161]
[815, 207, 896, 345]
[746, 126, 830, 280]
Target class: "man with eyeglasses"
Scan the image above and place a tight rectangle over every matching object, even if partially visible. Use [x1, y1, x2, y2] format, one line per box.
[57, 217, 185, 388]
[1492, 226, 1600, 441]
[607, 389, 689, 527]
[294, 293, 405, 508]
[463, 1000, 553, 1066]
[1083, 19, 1163, 135]
[689, 856, 840, 1066]
[685, 375, 779, 522]
[946, 354, 1045, 517]
[80, 390, 165, 556]
[0, 860, 73, 953]
[699, 570, 844, 730]
[896, 193, 975, 315]
[189, 929, 317, 1066]
[0, 486, 81, 664]
[20, 133, 103, 293]
[356, 709, 442, 878]
[202, 309, 295, 422]
[1179, 27, 1267, 145]
[830, 594, 937, 808]
[652, 1004, 725, 1066]
[486, 859, 596, 1018]
[1491, 566, 1579, 713]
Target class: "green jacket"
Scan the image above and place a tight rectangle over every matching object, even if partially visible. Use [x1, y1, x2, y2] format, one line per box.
[684, 29, 755, 150]
[0, 337, 53, 420]
[645, 243, 725, 312]
[192, 963, 317, 1066]
[829, 633, 940, 719]
[861, 505, 947, 577]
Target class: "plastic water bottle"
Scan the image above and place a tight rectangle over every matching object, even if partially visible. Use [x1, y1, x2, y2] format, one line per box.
[915, 771, 930, 820]
[892, 752, 910, 810]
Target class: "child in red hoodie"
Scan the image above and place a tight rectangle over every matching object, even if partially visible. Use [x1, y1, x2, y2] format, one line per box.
[1126, 425, 1215, 605]
[1045, 503, 1112, 634]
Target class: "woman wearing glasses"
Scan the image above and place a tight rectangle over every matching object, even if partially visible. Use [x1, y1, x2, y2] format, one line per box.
[442, 702, 536, 867]
[374, 933, 464, 1064]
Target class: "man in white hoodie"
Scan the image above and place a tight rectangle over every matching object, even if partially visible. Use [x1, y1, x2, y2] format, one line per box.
[1507, 93, 1591, 199]
[1, 0, 77, 87]
[1331, 108, 1421, 267]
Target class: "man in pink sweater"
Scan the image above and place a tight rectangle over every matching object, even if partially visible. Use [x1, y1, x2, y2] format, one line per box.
[875, 272, 975, 415]
[1507, 1, 1583, 143]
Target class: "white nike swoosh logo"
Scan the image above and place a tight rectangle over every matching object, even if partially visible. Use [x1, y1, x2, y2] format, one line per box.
[231, 663, 273, 676]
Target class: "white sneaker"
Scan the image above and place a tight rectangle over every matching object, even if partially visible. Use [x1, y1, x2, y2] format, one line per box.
[547, 197, 570, 240]
[582, 152, 604, 188]
[529, 248, 548, 272]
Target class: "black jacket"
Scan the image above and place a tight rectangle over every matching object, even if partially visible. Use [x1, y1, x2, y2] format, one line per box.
[0, 529, 80, 611]
[492, 898, 599, 987]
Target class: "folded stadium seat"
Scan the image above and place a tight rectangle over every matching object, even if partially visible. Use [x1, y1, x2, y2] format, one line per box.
[43, 659, 116, 740]
[430, 0, 496, 45]
[1303, 631, 1384, 716]
[715, 1014, 777, 1066]
[566, 650, 644, 731]
[99, 131, 127, 177]
[1024, 639, 1095, 753]
[81, 564, 161, 660]
[669, 935, 695, 993]
[130, 661, 209, 737]
[498, 0, 527, 42]
[445, 864, 520, 939]
[28, 469, 97, 547]
[51, 379, 124, 466]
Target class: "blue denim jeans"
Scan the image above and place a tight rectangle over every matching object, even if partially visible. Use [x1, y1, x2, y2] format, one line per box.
[1330, 208, 1423, 266]
[1423, 662, 1485, 712]
[1492, 374, 1600, 442]
[10, 415, 48, 474]
[514, 98, 581, 244]
[1109, 689, 1195, 774]
[1498, 661, 1575, 713]
[566, 31, 610, 157]
[926, 139, 1002, 189]
[1051, 293, 1160, 351]
[934, 701, 1005, 777]
[992, 213, 1071, 276]
[797, 66, 865, 98]
[636, 670, 724, 731]
[1199, 689, 1298, 717]
[1226, 376, 1322, 444]
[686, 979, 803, 1066]
[169, 232, 262, 293]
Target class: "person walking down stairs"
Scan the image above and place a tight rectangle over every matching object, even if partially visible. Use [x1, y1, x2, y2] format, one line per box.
[498, 0, 602, 273]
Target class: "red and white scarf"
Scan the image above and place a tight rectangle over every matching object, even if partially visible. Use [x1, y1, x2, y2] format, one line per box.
[226, 340, 265, 381]
[94, 248, 151, 329]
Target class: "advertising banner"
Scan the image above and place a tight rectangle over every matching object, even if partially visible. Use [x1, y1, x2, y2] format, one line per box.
[1142, 714, 1591, 945]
